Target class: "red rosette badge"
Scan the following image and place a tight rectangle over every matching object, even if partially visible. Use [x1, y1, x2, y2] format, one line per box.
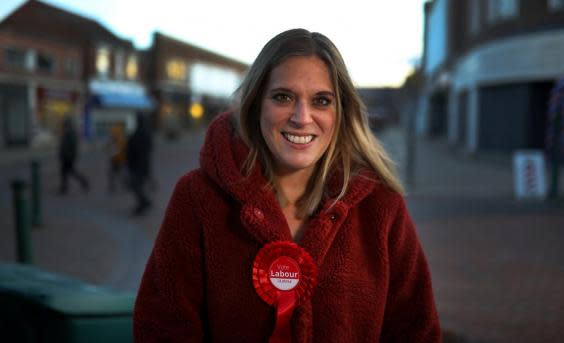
[252, 241, 318, 343]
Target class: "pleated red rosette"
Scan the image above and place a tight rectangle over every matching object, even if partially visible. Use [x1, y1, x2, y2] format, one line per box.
[252, 241, 318, 343]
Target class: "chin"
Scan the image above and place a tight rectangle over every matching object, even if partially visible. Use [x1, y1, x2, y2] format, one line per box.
[279, 160, 317, 173]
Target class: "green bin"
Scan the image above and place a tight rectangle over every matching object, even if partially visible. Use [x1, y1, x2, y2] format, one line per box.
[0, 263, 135, 343]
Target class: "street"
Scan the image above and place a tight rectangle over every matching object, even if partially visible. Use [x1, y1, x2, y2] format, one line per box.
[1, 126, 564, 343]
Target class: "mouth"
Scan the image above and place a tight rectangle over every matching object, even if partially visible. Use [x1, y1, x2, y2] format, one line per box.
[282, 132, 315, 145]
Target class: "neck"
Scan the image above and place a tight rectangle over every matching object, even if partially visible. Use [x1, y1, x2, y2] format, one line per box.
[274, 171, 311, 241]
[273, 168, 312, 207]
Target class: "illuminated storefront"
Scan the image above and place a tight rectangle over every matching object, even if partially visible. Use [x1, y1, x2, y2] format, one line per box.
[86, 80, 154, 138]
[86, 47, 154, 138]
[147, 32, 248, 134]
[36, 87, 80, 135]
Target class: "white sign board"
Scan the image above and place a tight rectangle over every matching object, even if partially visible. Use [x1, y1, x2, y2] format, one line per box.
[513, 150, 547, 200]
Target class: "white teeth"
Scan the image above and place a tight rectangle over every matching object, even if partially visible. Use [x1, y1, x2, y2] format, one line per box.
[283, 133, 314, 144]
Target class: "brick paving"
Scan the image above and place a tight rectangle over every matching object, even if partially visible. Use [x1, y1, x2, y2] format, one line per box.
[379, 128, 564, 343]
[1, 126, 563, 343]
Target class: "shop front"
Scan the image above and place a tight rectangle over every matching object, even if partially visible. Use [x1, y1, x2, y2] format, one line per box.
[157, 91, 190, 134]
[35, 87, 82, 145]
[85, 80, 154, 139]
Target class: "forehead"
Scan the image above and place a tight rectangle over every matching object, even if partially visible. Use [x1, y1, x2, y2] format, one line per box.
[266, 56, 333, 90]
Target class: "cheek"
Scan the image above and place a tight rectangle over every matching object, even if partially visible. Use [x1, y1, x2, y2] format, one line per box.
[259, 108, 276, 144]
[321, 112, 337, 137]
[259, 104, 280, 132]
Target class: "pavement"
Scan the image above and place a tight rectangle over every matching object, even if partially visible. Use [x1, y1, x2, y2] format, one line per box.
[0, 130, 204, 291]
[379, 128, 564, 343]
[1, 124, 563, 343]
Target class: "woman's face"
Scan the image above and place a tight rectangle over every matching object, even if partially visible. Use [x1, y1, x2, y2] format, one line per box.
[260, 56, 337, 177]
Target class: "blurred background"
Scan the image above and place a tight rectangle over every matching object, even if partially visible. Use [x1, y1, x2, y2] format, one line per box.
[0, 0, 563, 342]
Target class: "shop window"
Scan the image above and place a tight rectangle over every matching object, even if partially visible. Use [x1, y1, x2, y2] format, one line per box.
[37, 53, 55, 74]
[487, 0, 519, 23]
[96, 47, 110, 77]
[548, 0, 564, 11]
[126, 54, 138, 80]
[190, 62, 242, 98]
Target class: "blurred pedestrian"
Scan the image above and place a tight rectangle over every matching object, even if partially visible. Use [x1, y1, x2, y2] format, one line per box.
[58, 117, 89, 194]
[106, 124, 127, 192]
[546, 77, 564, 198]
[126, 113, 153, 215]
[134, 29, 440, 342]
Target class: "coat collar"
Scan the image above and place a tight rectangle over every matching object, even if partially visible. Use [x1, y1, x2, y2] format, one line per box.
[199, 112, 378, 263]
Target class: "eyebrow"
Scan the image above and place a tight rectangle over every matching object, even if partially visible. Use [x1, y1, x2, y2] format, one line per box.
[268, 87, 335, 97]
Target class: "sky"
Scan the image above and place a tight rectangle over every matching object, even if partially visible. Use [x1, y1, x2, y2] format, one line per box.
[0, 0, 427, 88]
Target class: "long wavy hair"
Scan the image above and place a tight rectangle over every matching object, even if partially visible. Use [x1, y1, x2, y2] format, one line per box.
[235, 28, 403, 218]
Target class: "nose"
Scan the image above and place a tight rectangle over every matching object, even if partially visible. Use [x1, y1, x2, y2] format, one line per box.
[290, 100, 313, 126]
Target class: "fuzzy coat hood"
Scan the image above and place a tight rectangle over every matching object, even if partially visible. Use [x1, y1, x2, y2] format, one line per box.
[199, 112, 377, 248]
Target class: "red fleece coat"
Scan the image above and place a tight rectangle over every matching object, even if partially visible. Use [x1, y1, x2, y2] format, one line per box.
[134, 112, 441, 342]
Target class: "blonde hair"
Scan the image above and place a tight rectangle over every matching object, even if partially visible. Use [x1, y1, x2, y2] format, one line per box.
[235, 29, 403, 218]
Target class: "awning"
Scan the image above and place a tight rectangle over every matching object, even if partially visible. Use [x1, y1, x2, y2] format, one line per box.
[91, 92, 154, 110]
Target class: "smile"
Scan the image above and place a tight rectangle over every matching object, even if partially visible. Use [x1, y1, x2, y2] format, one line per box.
[282, 132, 315, 144]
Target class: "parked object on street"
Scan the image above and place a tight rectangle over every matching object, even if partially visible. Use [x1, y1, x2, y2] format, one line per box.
[10, 180, 33, 265]
[513, 150, 547, 200]
[30, 159, 42, 227]
[58, 118, 89, 195]
[0, 263, 134, 343]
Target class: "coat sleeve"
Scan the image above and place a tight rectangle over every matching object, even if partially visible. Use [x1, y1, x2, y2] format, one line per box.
[134, 172, 207, 341]
[380, 196, 442, 342]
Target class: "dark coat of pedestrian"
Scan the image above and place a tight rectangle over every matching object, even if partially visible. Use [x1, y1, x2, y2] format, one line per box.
[58, 117, 89, 194]
[126, 113, 153, 215]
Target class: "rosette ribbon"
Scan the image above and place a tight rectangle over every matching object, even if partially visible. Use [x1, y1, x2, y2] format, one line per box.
[253, 241, 318, 343]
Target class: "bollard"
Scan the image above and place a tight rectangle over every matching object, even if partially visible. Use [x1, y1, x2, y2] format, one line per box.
[11, 179, 33, 264]
[30, 159, 42, 226]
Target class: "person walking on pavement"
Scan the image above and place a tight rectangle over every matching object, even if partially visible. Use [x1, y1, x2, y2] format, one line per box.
[134, 29, 441, 342]
[547, 77, 564, 198]
[106, 124, 127, 192]
[126, 113, 153, 215]
[58, 117, 89, 194]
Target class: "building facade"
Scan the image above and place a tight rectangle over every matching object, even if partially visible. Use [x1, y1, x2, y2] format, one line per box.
[0, 0, 153, 147]
[0, 16, 83, 146]
[146, 32, 247, 135]
[0, 1, 250, 147]
[421, 0, 564, 153]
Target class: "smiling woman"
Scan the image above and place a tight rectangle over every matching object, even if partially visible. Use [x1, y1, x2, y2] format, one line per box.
[134, 28, 441, 342]
[259, 56, 336, 182]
